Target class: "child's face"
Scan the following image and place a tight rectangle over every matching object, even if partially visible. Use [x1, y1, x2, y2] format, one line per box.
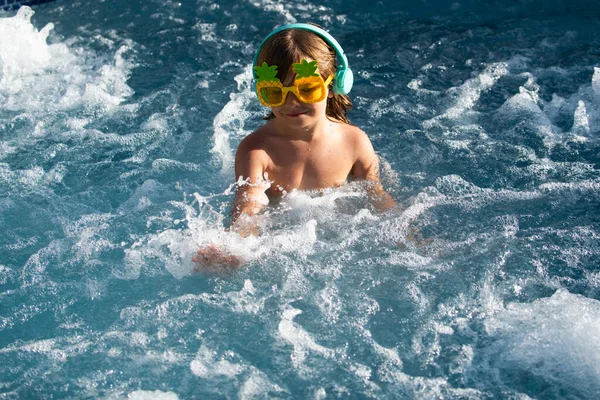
[270, 63, 331, 124]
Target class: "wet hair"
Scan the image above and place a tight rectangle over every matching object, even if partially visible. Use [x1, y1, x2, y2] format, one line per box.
[255, 26, 353, 124]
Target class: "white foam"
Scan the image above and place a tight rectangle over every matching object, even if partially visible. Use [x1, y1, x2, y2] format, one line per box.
[484, 289, 600, 394]
[195, 23, 218, 43]
[277, 306, 339, 370]
[128, 390, 179, 400]
[0, 7, 53, 90]
[539, 65, 600, 138]
[497, 77, 560, 141]
[503, 84, 545, 115]
[592, 66, 600, 97]
[127, 227, 201, 280]
[367, 96, 407, 119]
[195, 279, 266, 314]
[316, 285, 342, 323]
[103, 330, 150, 348]
[388, 251, 435, 269]
[0, 264, 15, 285]
[63, 213, 118, 265]
[190, 345, 244, 378]
[189, 342, 285, 398]
[0, 140, 17, 160]
[85, 278, 106, 300]
[124, 183, 376, 278]
[423, 61, 509, 127]
[0, 163, 45, 190]
[248, 0, 297, 23]
[211, 65, 257, 174]
[572, 100, 591, 135]
[238, 370, 286, 399]
[432, 175, 542, 209]
[0, 7, 135, 116]
[118, 179, 164, 212]
[0, 334, 94, 363]
[581, 68, 600, 135]
[539, 178, 600, 194]
[407, 78, 440, 95]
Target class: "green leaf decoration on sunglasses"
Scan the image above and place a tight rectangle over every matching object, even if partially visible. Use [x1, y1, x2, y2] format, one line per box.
[292, 59, 320, 78]
[254, 62, 279, 82]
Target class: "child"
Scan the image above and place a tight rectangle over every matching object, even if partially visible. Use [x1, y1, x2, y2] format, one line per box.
[193, 23, 395, 270]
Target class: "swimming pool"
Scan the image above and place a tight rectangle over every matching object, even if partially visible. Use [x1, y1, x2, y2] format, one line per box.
[1, 0, 599, 398]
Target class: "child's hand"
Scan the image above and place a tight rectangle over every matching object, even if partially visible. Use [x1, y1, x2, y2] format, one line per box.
[232, 221, 261, 237]
[231, 213, 263, 237]
[192, 244, 244, 275]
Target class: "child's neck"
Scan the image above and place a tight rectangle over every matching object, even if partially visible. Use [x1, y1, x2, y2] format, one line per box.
[271, 116, 332, 141]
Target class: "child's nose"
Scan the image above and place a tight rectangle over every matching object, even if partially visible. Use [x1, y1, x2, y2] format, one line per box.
[284, 91, 301, 105]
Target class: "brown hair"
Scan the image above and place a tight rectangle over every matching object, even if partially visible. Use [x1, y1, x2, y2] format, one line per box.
[255, 26, 353, 124]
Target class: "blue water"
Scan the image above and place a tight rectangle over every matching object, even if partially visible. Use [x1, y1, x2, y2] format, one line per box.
[1, 1, 600, 398]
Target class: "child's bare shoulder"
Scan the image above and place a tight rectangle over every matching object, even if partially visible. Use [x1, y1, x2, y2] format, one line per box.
[336, 122, 363, 137]
[235, 127, 274, 171]
[238, 126, 270, 150]
[339, 123, 373, 149]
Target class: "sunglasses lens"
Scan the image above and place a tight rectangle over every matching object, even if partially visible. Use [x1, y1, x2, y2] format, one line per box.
[260, 87, 283, 105]
[297, 82, 324, 103]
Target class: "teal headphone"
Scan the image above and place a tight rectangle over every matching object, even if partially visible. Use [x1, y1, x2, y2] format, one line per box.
[252, 23, 354, 95]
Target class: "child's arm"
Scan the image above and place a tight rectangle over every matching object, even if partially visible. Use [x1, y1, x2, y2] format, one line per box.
[230, 136, 270, 236]
[350, 129, 432, 248]
[230, 185, 268, 237]
[351, 129, 397, 211]
[192, 136, 269, 273]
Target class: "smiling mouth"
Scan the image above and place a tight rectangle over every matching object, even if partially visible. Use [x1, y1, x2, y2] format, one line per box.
[285, 111, 307, 117]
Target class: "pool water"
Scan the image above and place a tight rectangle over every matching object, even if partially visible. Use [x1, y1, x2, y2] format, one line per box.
[1, 1, 600, 398]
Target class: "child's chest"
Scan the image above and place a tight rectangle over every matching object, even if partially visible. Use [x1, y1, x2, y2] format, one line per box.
[265, 141, 354, 193]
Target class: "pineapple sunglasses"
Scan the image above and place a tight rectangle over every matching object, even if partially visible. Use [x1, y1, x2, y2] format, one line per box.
[253, 59, 333, 107]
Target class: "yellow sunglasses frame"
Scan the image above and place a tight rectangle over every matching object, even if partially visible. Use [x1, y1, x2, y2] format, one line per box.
[256, 75, 333, 107]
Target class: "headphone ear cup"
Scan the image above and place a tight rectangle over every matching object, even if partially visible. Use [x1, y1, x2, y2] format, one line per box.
[333, 67, 354, 95]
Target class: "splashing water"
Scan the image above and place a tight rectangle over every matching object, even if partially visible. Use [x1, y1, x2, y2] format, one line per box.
[1, 1, 600, 399]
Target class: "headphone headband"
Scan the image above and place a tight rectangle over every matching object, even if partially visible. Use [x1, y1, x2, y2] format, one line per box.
[252, 23, 354, 95]
[252, 23, 349, 70]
